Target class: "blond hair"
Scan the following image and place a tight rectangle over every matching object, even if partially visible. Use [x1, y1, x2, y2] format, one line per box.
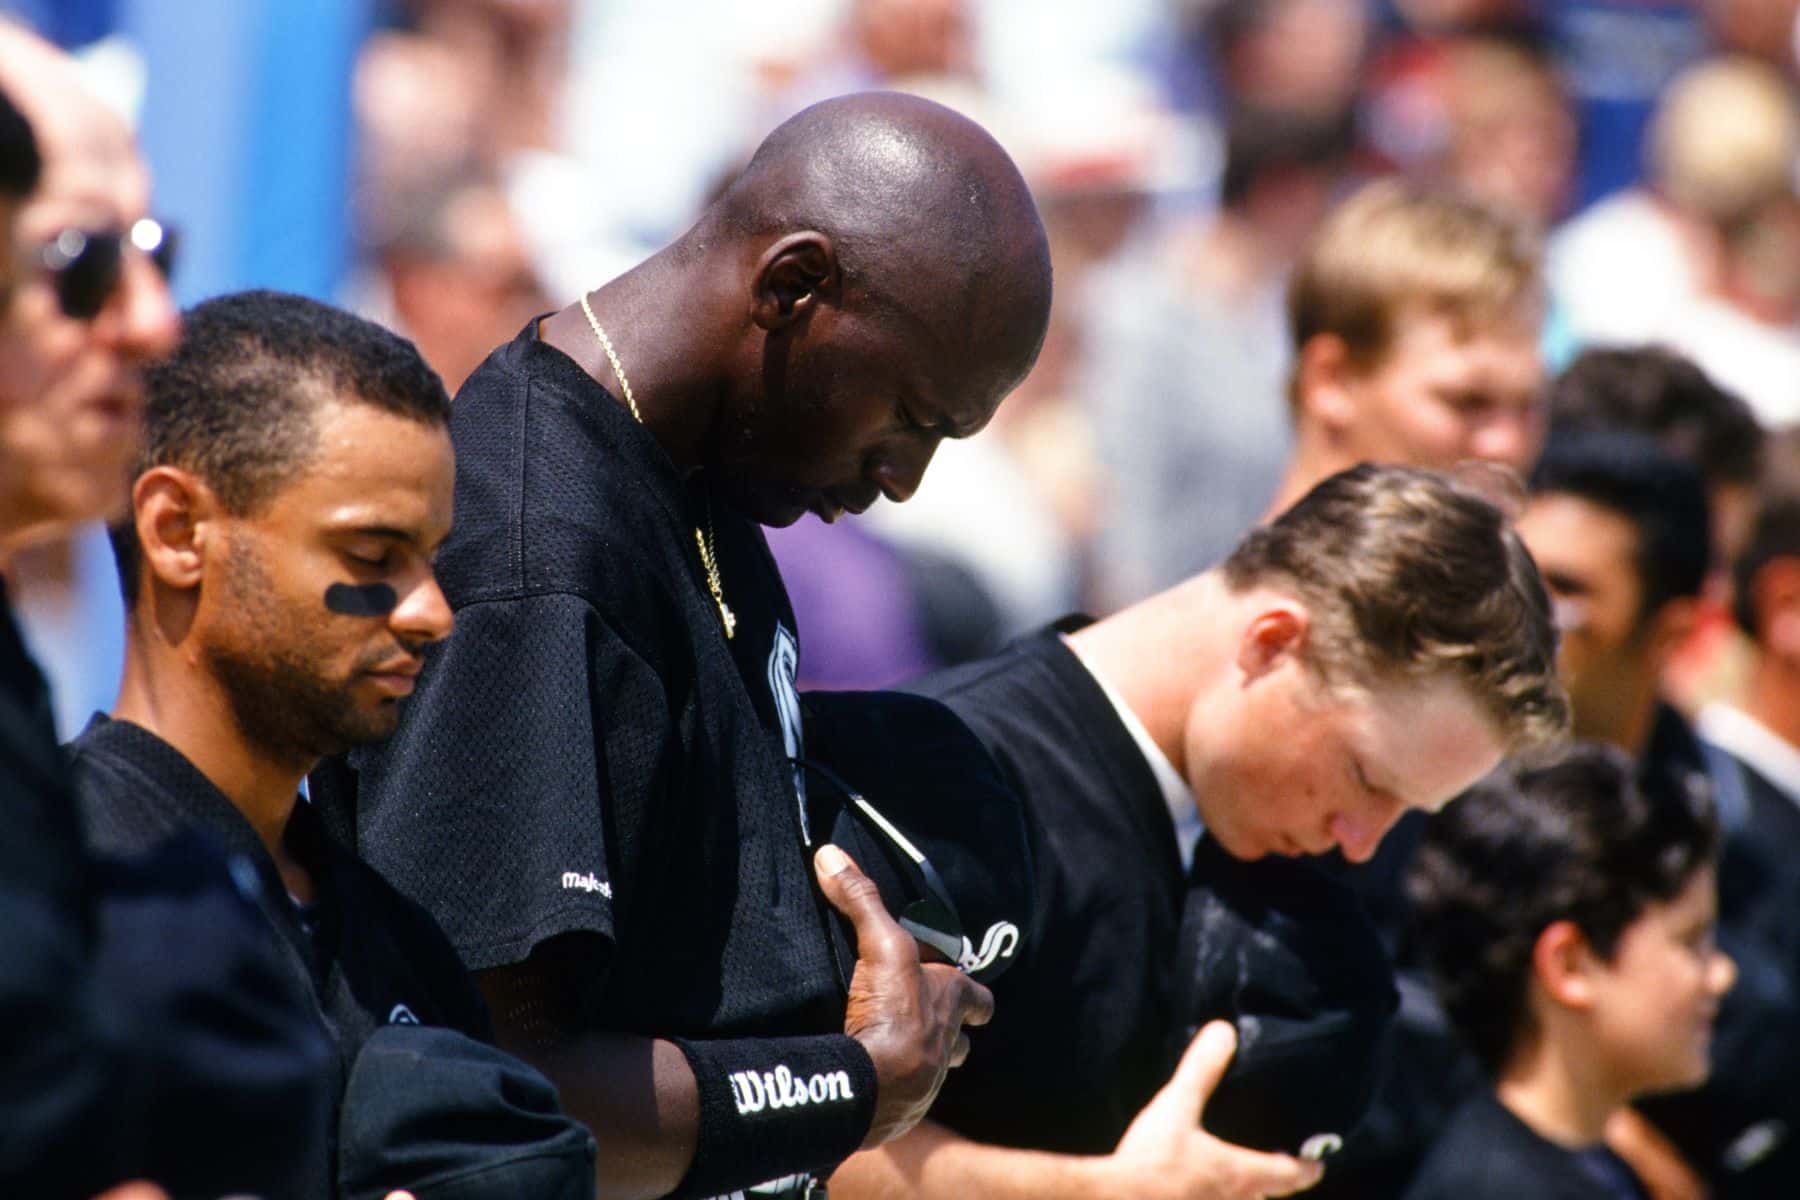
[1287, 179, 1544, 378]
[1650, 56, 1799, 228]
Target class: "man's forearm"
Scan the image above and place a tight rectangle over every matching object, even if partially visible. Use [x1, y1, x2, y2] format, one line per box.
[830, 1119, 1113, 1200]
[499, 1029, 699, 1200]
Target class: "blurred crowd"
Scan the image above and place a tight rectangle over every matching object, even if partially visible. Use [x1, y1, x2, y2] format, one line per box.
[13, 1, 1800, 1198]
[12, 0, 1800, 700]
[332, 0, 1800, 688]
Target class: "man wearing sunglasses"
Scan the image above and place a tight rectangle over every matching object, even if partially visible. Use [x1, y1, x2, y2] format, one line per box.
[831, 465, 1569, 1200]
[1, 31, 334, 1199]
[0, 24, 179, 547]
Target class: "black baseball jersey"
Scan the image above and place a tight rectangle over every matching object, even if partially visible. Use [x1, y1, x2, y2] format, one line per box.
[1404, 1093, 1649, 1200]
[907, 620, 1187, 1153]
[309, 320, 843, 1042]
[69, 714, 490, 1197]
[3, 593, 330, 1200]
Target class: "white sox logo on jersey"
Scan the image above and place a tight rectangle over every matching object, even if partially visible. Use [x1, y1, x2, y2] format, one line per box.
[767, 624, 809, 838]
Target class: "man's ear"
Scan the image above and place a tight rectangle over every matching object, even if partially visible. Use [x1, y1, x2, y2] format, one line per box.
[751, 232, 838, 332]
[1533, 919, 1597, 1011]
[1236, 601, 1309, 681]
[1294, 334, 1360, 436]
[132, 467, 219, 593]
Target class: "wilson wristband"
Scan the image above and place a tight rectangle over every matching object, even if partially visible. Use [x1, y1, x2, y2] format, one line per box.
[669, 1034, 878, 1199]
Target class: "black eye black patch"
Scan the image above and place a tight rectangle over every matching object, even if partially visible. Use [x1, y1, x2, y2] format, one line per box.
[324, 582, 399, 617]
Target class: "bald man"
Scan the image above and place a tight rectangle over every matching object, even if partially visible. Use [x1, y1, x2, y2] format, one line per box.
[312, 93, 1054, 1200]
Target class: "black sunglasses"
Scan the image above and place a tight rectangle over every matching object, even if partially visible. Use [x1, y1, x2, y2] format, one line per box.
[790, 755, 967, 968]
[35, 217, 177, 320]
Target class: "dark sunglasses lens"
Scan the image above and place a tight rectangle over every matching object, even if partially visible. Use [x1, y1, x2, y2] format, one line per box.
[56, 236, 122, 320]
[899, 898, 963, 964]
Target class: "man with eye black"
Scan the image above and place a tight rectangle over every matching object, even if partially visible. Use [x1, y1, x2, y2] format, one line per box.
[64, 289, 598, 1199]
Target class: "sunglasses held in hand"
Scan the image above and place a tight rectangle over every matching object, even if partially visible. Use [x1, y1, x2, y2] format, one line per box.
[34, 216, 177, 319]
[789, 755, 969, 970]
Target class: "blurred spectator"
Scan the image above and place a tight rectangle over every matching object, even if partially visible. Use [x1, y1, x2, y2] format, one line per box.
[1365, 36, 1575, 232]
[1204, 0, 1371, 125]
[1437, 38, 1577, 230]
[1549, 345, 1768, 714]
[1268, 178, 1545, 516]
[1550, 56, 1800, 427]
[1674, 180, 1800, 429]
[357, 0, 570, 187]
[363, 173, 550, 393]
[1083, 105, 1352, 607]
[352, 0, 571, 308]
[1405, 746, 1733, 1200]
[1516, 431, 1711, 760]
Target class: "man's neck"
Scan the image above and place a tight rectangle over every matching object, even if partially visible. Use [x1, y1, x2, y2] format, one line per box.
[112, 636, 308, 877]
[1065, 573, 1226, 781]
[1496, 1033, 1622, 1148]
[540, 250, 730, 471]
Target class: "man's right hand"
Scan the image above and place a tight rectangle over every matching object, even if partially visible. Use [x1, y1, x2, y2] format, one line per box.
[813, 843, 996, 1148]
[1104, 1022, 1325, 1200]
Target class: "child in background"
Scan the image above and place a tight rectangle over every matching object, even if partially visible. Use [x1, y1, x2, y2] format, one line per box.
[1404, 744, 1735, 1198]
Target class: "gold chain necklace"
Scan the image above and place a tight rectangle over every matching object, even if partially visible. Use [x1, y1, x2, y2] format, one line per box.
[581, 292, 737, 639]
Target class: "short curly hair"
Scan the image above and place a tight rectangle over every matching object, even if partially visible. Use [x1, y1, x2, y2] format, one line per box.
[1407, 744, 1718, 1075]
[114, 289, 449, 603]
[1221, 463, 1569, 757]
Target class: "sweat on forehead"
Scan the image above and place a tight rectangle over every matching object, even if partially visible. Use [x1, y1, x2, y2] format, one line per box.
[139, 290, 450, 512]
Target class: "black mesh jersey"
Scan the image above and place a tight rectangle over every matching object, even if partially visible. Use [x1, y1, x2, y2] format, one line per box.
[906, 621, 1187, 1154]
[310, 320, 842, 1041]
[69, 715, 492, 1101]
